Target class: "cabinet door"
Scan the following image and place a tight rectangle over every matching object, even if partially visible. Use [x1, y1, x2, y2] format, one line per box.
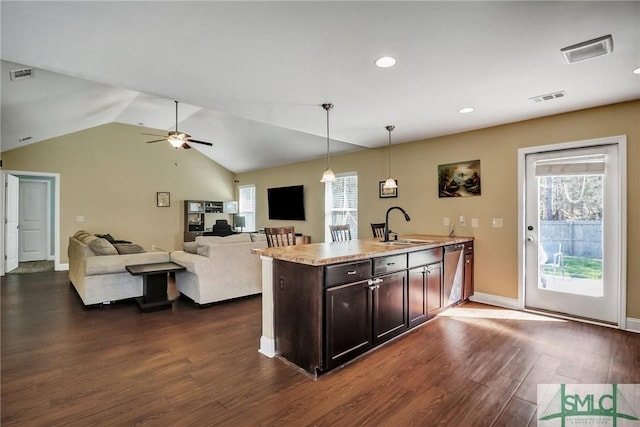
[408, 266, 428, 328]
[463, 253, 474, 300]
[427, 262, 443, 317]
[325, 280, 373, 370]
[373, 271, 408, 344]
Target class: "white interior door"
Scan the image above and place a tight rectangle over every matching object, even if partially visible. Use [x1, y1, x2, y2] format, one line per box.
[524, 144, 620, 324]
[4, 174, 20, 272]
[19, 180, 49, 262]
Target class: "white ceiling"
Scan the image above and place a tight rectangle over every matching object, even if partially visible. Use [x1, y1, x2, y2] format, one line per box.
[1, 1, 639, 173]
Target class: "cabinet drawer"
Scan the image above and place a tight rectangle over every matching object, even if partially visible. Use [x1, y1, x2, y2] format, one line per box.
[464, 241, 474, 254]
[372, 254, 407, 276]
[408, 247, 443, 268]
[325, 260, 372, 288]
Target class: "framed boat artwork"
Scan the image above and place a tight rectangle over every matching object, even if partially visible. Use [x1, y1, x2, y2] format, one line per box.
[438, 160, 481, 198]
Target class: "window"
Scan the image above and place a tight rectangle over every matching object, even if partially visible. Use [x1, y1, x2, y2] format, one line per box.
[325, 172, 358, 242]
[238, 185, 256, 232]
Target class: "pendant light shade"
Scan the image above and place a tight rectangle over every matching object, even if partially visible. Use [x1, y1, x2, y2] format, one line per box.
[320, 103, 336, 183]
[383, 125, 397, 189]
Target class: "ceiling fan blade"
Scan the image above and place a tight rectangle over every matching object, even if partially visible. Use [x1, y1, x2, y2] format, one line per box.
[146, 139, 167, 143]
[141, 133, 167, 137]
[187, 139, 213, 147]
[181, 142, 191, 149]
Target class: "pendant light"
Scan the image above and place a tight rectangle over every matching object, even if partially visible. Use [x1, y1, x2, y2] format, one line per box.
[320, 103, 336, 183]
[383, 125, 397, 189]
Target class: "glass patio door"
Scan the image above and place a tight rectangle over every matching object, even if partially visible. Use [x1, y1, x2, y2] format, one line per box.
[524, 144, 620, 324]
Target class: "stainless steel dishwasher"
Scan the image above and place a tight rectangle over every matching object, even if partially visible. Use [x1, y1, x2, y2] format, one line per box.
[443, 243, 465, 307]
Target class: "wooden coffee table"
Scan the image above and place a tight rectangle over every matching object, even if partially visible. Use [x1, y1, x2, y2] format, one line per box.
[126, 262, 186, 312]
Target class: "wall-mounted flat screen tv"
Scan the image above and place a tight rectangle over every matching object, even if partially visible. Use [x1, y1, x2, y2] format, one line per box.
[267, 185, 305, 221]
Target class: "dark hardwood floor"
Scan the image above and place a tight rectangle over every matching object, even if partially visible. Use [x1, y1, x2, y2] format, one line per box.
[1, 271, 638, 426]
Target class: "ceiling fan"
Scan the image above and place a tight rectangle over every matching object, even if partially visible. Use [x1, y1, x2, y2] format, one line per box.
[142, 100, 213, 149]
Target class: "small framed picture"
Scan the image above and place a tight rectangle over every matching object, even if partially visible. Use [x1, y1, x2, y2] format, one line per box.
[157, 192, 170, 207]
[379, 181, 398, 198]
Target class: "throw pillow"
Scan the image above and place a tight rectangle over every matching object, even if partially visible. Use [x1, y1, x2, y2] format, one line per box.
[96, 233, 115, 242]
[196, 245, 209, 257]
[75, 231, 92, 241]
[182, 242, 198, 254]
[88, 237, 118, 256]
[82, 234, 98, 244]
[113, 243, 145, 254]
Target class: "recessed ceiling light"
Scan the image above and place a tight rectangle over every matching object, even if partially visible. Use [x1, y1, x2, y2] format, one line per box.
[459, 107, 475, 114]
[375, 56, 396, 68]
[633, 67, 640, 74]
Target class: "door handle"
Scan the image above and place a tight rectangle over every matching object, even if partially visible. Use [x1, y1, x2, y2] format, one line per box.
[526, 235, 535, 243]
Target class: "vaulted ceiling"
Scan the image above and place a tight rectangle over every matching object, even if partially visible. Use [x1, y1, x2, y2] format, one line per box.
[2, 1, 639, 173]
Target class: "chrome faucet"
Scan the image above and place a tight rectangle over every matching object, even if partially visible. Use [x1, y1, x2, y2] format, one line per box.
[384, 206, 411, 242]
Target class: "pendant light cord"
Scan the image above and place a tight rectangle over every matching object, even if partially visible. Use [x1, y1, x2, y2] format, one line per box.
[323, 103, 334, 169]
[326, 106, 330, 168]
[387, 125, 395, 178]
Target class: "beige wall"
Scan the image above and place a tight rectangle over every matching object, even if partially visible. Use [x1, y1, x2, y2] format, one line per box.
[2, 102, 638, 318]
[2, 122, 236, 261]
[237, 101, 640, 318]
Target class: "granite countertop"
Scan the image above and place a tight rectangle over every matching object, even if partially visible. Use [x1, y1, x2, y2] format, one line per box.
[252, 234, 473, 266]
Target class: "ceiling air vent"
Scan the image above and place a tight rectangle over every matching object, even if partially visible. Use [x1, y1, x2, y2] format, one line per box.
[561, 35, 613, 64]
[9, 67, 34, 81]
[530, 91, 566, 103]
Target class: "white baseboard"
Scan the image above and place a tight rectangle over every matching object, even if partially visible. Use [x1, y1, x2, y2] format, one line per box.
[471, 292, 640, 334]
[258, 336, 276, 358]
[626, 317, 640, 334]
[469, 292, 520, 310]
[56, 263, 69, 271]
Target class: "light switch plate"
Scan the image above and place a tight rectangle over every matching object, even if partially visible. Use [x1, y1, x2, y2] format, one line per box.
[76, 216, 85, 223]
[472, 218, 479, 228]
[443, 217, 450, 226]
[459, 215, 466, 226]
[492, 218, 503, 228]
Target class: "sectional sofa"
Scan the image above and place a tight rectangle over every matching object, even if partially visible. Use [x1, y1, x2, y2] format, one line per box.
[170, 233, 268, 305]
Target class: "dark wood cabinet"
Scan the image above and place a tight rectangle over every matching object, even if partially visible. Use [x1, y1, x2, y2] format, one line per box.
[408, 247, 443, 327]
[373, 270, 408, 344]
[427, 262, 443, 316]
[408, 266, 428, 327]
[325, 279, 373, 370]
[274, 260, 324, 375]
[183, 199, 225, 241]
[273, 239, 473, 376]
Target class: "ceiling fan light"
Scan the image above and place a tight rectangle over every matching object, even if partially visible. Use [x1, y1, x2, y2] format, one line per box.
[383, 177, 397, 189]
[321, 168, 337, 183]
[168, 135, 183, 148]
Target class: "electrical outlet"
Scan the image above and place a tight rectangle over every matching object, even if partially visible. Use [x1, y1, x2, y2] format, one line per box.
[443, 217, 450, 226]
[472, 218, 479, 228]
[76, 216, 85, 223]
[459, 215, 466, 227]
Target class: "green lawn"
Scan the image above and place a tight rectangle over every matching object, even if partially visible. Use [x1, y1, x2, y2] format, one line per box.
[541, 256, 602, 279]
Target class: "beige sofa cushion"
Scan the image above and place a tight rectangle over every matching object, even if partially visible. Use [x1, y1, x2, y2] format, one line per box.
[88, 237, 118, 255]
[113, 243, 145, 254]
[182, 242, 198, 254]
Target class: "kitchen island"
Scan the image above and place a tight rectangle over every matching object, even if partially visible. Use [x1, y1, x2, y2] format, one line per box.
[253, 234, 474, 376]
